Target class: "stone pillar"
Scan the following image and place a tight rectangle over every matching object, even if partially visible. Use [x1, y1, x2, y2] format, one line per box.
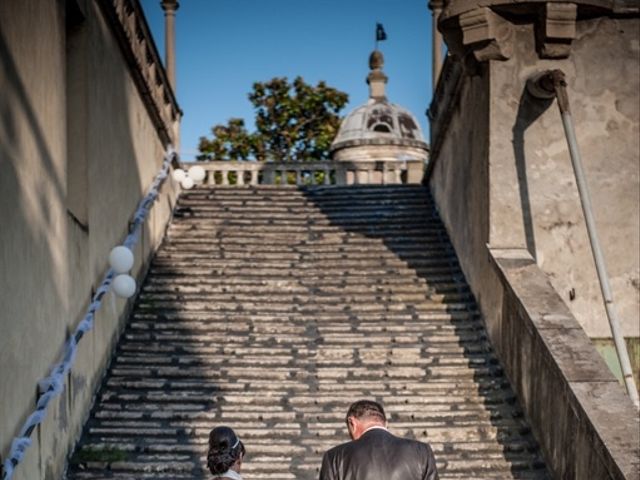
[160, 0, 179, 90]
[428, 0, 444, 89]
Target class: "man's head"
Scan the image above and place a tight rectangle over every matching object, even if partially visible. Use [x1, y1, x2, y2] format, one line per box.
[345, 400, 387, 440]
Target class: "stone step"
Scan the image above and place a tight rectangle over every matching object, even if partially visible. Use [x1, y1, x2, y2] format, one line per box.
[135, 290, 471, 303]
[174, 205, 437, 217]
[170, 211, 444, 222]
[166, 228, 450, 239]
[152, 251, 456, 264]
[68, 185, 548, 480]
[160, 241, 451, 251]
[146, 267, 462, 280]
[147, 257, 458, 269]
[140, 282, 469, 296]
[73, 438, 538, 457]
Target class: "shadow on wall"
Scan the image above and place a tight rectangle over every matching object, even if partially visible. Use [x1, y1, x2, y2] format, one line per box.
[300, 185, 549, 478]
[0, 20, 72, 470]
[0, 22, 65, 295]
[511, 88, 555, 261]
[0, 9, 159, 478]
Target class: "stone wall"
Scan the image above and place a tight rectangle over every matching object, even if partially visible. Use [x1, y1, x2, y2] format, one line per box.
[430, 16, 639, 351]
[432, 15, 639, 340]
[427, 8, 639, 479]
[491, 248, 639, 479]
[0, 1, 179, 478]
[487, 18, 639, 339]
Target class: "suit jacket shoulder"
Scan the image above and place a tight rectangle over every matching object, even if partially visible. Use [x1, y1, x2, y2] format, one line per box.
[319, 429, 439, 480]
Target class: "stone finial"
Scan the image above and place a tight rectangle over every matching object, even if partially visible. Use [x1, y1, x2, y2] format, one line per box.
[367, 50, 388, 101]
[369, 50, 384, 70]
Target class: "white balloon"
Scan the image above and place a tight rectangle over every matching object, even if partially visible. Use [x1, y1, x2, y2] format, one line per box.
[109, 246, 134, 274]
[113, 274, 136, 298]
[188, 165, 206, 183]
[172, 168, 186, 182]
[181, 176, 195, 189]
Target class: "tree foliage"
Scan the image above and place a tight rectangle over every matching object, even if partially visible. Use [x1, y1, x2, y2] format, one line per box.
[198, 76, 348, 162]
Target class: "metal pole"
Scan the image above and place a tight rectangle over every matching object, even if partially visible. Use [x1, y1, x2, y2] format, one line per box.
[532, 70, 639, 408]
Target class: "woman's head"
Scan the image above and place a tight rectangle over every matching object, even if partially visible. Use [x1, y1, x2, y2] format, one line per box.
[207, 426, 246, 475]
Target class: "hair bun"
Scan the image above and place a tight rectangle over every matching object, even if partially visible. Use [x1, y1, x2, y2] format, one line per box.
[207, 426, 245, 475]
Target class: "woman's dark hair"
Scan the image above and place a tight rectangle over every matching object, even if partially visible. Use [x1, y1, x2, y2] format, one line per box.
[207, 426, 246, 475]
[346, 400, 386, 425]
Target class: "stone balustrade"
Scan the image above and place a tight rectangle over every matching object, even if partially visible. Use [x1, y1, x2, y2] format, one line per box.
[185, 159, 424, 186]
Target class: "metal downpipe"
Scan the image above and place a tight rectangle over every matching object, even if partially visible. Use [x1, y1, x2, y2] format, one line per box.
[527, 70, 639, 409]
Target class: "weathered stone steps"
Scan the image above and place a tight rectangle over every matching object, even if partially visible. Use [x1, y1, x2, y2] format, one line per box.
[68, 185, 548, 479]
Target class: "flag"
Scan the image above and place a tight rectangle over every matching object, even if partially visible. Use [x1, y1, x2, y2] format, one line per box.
[376, 23, 387, 42]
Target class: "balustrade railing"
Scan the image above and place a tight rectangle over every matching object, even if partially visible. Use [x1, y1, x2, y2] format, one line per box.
[185, 159, 424, 186]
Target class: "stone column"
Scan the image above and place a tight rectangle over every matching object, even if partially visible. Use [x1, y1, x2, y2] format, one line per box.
[428, 0, 444, 89]
[160, 0, 179, 90]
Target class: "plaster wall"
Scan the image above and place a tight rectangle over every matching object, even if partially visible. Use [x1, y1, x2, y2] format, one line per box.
[427, 13, 640, 478]
[488, 18, 640, 338]
[0, 1, 177, 478]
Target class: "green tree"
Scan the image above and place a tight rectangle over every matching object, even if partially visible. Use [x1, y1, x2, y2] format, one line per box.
[198, 76, 348, 162]
[197, 118, 255, 162]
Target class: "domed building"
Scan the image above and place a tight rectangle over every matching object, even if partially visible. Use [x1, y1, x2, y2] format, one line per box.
[330, 50, 429, 184]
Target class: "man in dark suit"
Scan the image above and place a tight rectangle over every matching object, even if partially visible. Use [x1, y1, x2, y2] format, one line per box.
[319, 400, 439, 480]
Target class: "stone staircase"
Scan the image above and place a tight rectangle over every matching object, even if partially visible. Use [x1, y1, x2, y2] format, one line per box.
[67, 185, 549, 480]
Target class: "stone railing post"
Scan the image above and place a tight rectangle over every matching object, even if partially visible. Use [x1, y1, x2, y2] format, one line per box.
[407, 160, 423, 183]
[184, 159, 424, 186]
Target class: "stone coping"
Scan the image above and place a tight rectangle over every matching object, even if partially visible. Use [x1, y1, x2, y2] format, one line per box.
[183, 159, 424, 186]
[97, 0, 181, 146]
[490, 248, 640, 479]
[425, 55, 465, 182]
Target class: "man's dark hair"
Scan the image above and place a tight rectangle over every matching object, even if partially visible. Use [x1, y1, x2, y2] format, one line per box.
[346, 400, 386, 425]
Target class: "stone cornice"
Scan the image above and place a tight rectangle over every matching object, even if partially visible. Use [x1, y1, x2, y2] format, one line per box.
[97, 0, 181, 146]
[330, 137, 430, 153]
[439, 0, 639, 63]
[442, 0, 639, 19]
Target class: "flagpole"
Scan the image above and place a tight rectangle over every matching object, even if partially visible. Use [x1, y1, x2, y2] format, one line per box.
[375, 23, 387, 51]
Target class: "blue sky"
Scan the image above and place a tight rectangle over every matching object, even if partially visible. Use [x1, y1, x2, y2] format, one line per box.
[140, 0, 433, 161]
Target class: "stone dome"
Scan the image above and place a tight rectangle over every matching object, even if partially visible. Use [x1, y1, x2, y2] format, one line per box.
[330, 49, 429, 157]
[330, 98, 428, 152]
